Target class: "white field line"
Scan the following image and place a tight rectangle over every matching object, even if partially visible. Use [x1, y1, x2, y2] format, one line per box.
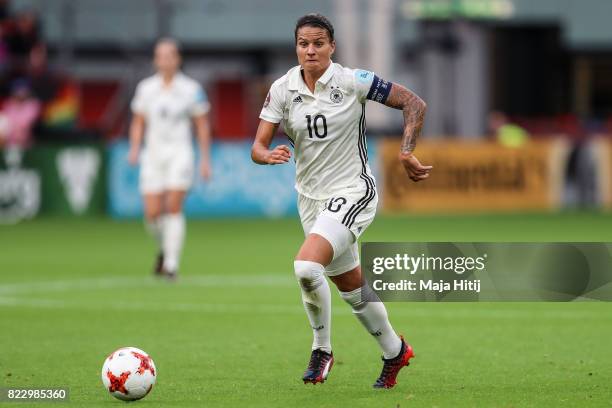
[0, 296, 306, 315]
[0, 274, 295, 295]
[0, 295, 606, 320]
[0, 276, 609, 319]
[0, 274, 306, 315]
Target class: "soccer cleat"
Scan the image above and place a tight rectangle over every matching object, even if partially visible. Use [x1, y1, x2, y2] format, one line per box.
[302, 349, 334, 384]
[164, 269, 178, 282]
[153, 252, 164, 277]
[373, 336, 414, 389]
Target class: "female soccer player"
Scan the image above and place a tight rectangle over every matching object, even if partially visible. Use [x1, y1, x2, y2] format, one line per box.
[128, 38, 212, 280]
[251, 14, 431, 389]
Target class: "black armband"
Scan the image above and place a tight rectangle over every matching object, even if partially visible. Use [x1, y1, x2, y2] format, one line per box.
[366, 75, 392, 104]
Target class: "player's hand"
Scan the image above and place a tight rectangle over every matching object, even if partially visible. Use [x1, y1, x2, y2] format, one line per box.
[128, 147, 140, 166]
[399, 152, 432, 182]
[199, 160, 212, 181]
[265, 145, 291, 165]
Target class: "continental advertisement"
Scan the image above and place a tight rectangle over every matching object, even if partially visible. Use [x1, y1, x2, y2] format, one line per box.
[591, 137, 612, 208]
[380, 138, 571, 213]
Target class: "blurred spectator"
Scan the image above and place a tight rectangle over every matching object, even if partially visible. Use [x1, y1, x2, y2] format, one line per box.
[0, 112, 9, 148]
[27, 42, 56, 102]
[0, 0, 10, 22]
[0, 11, 79, 139]
[0, 0, 10, 74]
[0, 78, 41, 148]
[5, 9, 40, 59]
[488, 111, 529, 147]
[0, 24, 9, 73]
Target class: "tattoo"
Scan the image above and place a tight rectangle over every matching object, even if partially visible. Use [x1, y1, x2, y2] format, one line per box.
[384, 84, 426, 154]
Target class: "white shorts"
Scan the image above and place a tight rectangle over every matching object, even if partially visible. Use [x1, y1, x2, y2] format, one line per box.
[139, 150, 194, 194]
[298, 189, 378, 276]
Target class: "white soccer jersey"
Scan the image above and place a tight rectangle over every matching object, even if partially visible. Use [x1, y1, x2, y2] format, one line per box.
[131, 72, 210, 155]
[260, 62, 391, 200]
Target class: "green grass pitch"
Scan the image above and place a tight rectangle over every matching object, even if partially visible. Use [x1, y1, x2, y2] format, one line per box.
[1, 212, 612, 407]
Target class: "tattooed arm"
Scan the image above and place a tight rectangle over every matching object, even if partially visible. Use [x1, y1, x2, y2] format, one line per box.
[385, 84, 426, 154]
[384, 84, 432, 182]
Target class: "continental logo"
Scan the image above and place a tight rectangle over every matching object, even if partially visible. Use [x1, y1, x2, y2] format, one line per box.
[381, 139, 569, 212]
[386, 155, 546, 194]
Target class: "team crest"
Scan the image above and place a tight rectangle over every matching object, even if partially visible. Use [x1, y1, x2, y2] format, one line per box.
[330, 88, 343, 104]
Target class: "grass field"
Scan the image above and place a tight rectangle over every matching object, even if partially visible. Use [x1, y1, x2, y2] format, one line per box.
[1, 212, 612, 407]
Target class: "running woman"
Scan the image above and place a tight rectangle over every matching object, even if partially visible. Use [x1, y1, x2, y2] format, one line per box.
[251, 14, 431, 388]
[129, 38, 212, 280]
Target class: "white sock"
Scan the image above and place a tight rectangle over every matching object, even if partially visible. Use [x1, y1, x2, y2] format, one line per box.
[145, 217, 163, 248]
[162, 213, 185, 273]
[340, 286, 402, 359]
[294, 261, 332, 354]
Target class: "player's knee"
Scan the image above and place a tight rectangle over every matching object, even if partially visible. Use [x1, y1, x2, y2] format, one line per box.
[165, 191, 186, 214]
[294, 260, 325, 292]
[166, 207, 182, 216]
[165, 200, 183, 214]
[144, 208, 162, 222]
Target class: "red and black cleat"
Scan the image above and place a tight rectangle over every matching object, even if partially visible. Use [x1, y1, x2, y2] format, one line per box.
[373, 336, 414, 389]
[153, 252, 164, 277]
[302, 349, 334, 385]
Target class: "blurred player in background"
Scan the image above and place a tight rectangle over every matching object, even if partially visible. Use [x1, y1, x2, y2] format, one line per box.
[252, 14, 431, 388]
[128, 38, 212, 280]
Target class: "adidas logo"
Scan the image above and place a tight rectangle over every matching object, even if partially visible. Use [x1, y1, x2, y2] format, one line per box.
[292, 95, 303, 104]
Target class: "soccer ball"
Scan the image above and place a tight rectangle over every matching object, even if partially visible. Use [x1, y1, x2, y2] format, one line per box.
[101, 347, 156, 401]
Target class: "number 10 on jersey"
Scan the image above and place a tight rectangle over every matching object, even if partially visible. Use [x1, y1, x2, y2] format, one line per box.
[306, 114, 328, 139]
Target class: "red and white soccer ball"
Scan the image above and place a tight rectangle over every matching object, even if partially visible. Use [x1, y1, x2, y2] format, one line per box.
[101, 347, 156, 401]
